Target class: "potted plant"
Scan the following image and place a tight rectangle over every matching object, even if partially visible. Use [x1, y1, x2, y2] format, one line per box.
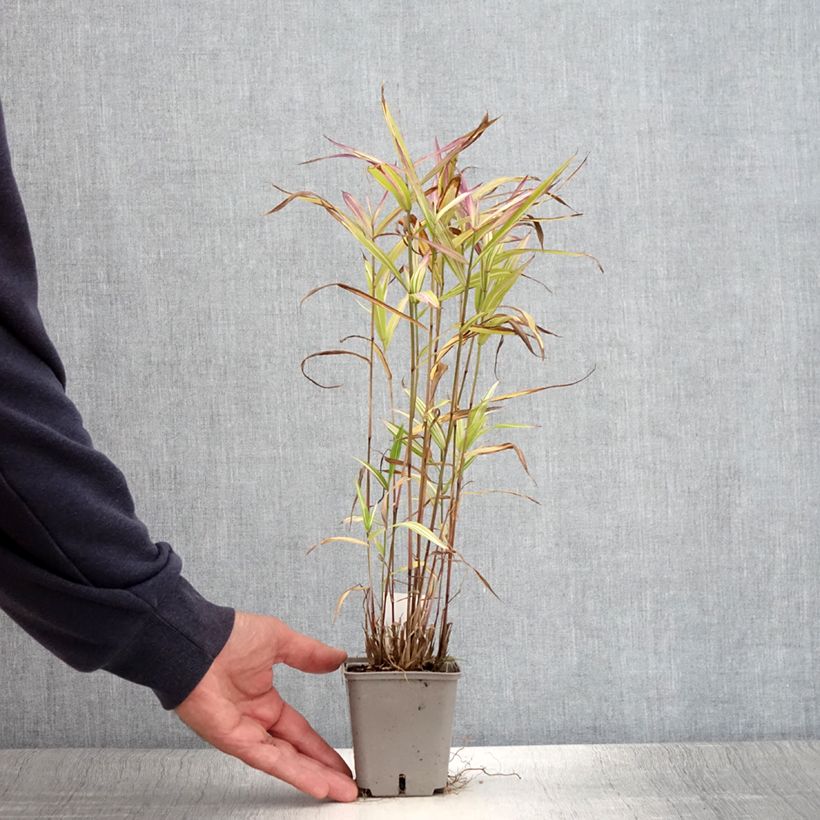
[266, 85, 599, 797]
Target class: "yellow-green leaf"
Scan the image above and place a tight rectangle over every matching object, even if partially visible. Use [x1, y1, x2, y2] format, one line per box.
[394, 520, 451, 551]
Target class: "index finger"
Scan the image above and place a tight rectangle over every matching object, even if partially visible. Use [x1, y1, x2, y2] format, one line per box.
[275, 623, 347, 674]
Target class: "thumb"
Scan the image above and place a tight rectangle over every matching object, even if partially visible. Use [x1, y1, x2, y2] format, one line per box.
[276, 622, 347, 674]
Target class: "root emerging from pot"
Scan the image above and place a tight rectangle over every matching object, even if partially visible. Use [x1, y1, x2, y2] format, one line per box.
[443, 747, 522, 794]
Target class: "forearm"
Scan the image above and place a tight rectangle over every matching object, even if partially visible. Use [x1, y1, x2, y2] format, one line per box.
[0, 97, 234, 709]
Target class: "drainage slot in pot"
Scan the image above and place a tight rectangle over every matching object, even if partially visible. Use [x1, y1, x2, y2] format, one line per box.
[398, 773, 406, 794]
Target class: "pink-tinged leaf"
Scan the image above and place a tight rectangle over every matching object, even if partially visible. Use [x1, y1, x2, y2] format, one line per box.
[414, 289, 440, 308]
[299, 151, 365, 166]
[456, 175, 481, 227]
[300, 136, 386, 167]
[483, 186, 533, 220]
[423, 238, 468, 264]
[342, 191, 369, 226]
[416, 111, 501, 178]
[465, 192, 477, 226]
[265, 184, 350, 227]
[433, 135, 444, 163]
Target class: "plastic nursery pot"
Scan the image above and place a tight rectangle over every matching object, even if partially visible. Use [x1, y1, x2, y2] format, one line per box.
[343, 656, 461, 797]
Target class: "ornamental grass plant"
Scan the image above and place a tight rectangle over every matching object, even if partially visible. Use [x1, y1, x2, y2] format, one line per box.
[267, 85, 599, 674]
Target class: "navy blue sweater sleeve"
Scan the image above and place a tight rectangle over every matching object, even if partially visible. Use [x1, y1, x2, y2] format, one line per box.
[0, 99, 235, 710]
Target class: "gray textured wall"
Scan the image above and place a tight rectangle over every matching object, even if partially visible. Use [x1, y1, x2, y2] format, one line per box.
[0, 0, 817, 749]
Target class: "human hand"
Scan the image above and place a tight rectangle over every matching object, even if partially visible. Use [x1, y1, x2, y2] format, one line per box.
[175, 610, 358, 803]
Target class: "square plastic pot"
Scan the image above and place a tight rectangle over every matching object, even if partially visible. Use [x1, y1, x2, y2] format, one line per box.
[342, 656, 461, 797]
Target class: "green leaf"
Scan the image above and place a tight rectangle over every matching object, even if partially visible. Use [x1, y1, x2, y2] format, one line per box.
[493, 422, 537, 429]
[355, 480, 374, 531]
[368, 163, 412, 211]
[355, 458, 389, 491]
[394, 520, 450, 551]
[474, 156, 576, 255]
[306, 535, 370, 555]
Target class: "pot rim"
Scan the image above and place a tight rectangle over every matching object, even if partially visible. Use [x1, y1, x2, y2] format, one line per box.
[342, 655, 461, 680]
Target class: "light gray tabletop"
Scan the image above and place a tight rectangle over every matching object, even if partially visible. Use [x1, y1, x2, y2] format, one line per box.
[0, 741, 818, 819]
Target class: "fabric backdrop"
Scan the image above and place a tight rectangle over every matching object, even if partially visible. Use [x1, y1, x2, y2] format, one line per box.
[0, 0, 817, 749]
